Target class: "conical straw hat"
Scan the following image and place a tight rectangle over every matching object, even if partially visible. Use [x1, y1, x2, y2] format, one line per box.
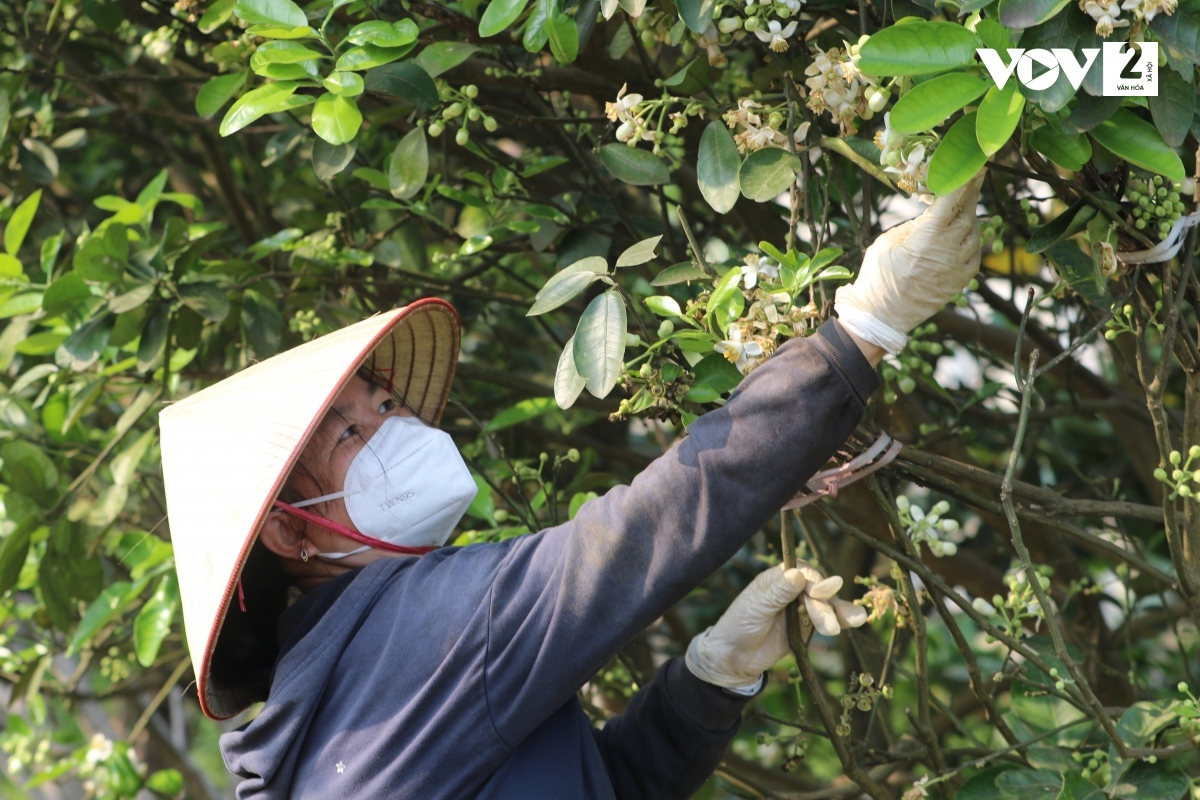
[159, 299, 460, 719]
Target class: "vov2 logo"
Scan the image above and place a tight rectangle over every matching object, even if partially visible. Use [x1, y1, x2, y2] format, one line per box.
[976, 42, 1158, 97]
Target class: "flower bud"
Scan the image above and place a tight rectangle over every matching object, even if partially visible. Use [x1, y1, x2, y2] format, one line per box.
[456, 127, 470, 145]
[868, 88, 888, 112]
[896, 495, 910, 511]
[484, 116, 498, 132]
[1056, 680, 1066, 691]
[567, 448, 580, 462]
[428, 121, 445, 137]
[718, 16, 742, 32]
[1172, 450, 1183, 465]
[1179, 681, 1189, 692]
[932, 500, 950, 515]
[657, 320, 674, 338]
[464, 84, 479, 99]
[1154, 468, 1168, 481]
[467, 107, 481, 121]
[744, 16, 760, 31]
[443, 102, 464, 119]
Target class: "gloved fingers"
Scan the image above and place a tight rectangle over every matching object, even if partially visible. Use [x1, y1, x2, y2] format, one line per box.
[807, 575, 843, 600]
[744, 566, 811, 609]
[832, 598, 868, 628]
[804, 595, 842, 636]
[921, 170, 986, 228]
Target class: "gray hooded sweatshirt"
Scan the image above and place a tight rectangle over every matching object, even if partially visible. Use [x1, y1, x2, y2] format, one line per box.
[220, 319, 879, 798]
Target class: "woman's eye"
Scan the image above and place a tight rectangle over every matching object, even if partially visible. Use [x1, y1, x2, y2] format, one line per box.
[339, 425, 357, 442]
[379, 398, 397, 414]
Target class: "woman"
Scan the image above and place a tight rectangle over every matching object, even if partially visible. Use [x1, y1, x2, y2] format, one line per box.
[159, 175, 982, 798]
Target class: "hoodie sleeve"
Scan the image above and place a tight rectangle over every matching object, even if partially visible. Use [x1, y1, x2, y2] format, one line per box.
[483, 319, 878, 749]
[592, 658, 757, 800]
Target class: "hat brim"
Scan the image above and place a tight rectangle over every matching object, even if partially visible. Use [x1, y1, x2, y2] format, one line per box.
[160, 299, 460, 719]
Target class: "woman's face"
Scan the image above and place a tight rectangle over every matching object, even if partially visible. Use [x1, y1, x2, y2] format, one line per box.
[287, 374, 414, 565]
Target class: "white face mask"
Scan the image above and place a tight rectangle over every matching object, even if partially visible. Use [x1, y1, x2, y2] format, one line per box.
[291, 416, 477, 559]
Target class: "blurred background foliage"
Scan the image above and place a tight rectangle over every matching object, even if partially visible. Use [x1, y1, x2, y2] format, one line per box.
[1, 0, 1200, 797]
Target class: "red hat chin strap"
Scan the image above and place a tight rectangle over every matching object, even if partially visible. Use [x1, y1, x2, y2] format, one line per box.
[271, 500, 436, 556]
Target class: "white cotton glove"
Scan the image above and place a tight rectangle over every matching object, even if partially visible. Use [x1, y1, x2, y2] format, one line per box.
[684, 563, 868, 693]
[835, 172, 986, 355]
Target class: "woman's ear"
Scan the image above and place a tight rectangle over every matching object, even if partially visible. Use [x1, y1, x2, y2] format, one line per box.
[260, 510, 308, 562]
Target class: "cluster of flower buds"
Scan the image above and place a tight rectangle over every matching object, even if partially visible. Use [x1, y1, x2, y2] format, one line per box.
[895, 496, 971, 557]
[429, 84, 497, 145]
[1127, 174, 1187, 240]
[972, 565, 1051, 640]
[836, 672, 892, 737]
[1153, 445, 1200, 499]
[981, 215, 1007, 256]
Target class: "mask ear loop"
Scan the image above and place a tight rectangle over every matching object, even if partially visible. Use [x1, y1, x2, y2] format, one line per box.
[272, 500, 435, 556]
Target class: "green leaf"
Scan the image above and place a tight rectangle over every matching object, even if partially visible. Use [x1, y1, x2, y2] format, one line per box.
[346, 19, 419, 47]
[42, 272, 93, 317]
[890, 73, 987, 133]
[1058, 771, 1104, 800]
[219, 81, 298, 136]
[1062, 92, 1121, 135]
[927, 111, 987, 196]
[1047, 240, 1109, 306]
[0, 518, 38, 597]
[644, 295, 683, 317]
[137, 304, 169, 373]
[335, 43, 415, 72]
[1111, 762, 1190, 800]
[856, 21, 981, 76]
[464, 473, 495, 523]
[573, 288, 627, 397]
[197, 71, 248, 120]
[145, 769, 184, 796]
[233, 0, 306, 27]
[1149, 64, 1194, 148]
[134, 573, 178, 667]
[388, 127, 429, 199]
[548, 13, 579, 63]
[67, 579, 146, 656]
[599, 144, 670, 185]
[1016, 12, 1098, 112]
[245, 23, 313, 38]
[254, 40, 322, 63]
[323, 71, 365, 97]
[56, 313, 115, 371]
[616, 235, 662, 267]
[364, 62, 439, 111]
[111, 429, 156, 486]
[1090, 108, 1185, 182]
[554, 334, 587, 408]
[652, 261, 708, 285]
[1115, 700, 1181, 747]
[198, 0, 235, 31]
[676, 0, 716, 34]
[241, 289, 283, 356]
[311, 93, 362, 145]
[1027, 200, 1096, 254]
[706, 266, 744, 334]
[528, 256, 607, 315]
[1029, 126, 1091, 171]
[178, 281, 230, 321]
[479, 0, 531, 38]
[697, 121, 741, 214]
[4, 190, 41, 256]
[250, 55, 318, 80]
[523, 0, 553, 51]
[958, 765, 1020, 800]
[312, 137, 357, 180]
[996, 769, 1062, 800]
[85, 483, 128, 527]
[487, 397, 559, 431]
[998, 0, 1072, 28]
[1150, 2, 1200, 65]
[976, 83, 1024, 155]
[414, 42, 478, 77]
[739, 148, 801, 202]
[693, 352, 741, 393]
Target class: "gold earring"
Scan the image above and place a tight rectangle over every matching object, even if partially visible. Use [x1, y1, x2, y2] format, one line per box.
[300, 548, 309, 562]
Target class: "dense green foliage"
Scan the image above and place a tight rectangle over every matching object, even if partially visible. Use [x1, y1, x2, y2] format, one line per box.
[2, 0, 1200, 796]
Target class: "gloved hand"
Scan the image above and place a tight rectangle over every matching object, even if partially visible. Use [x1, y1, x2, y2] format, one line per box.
[835, 172, 985, 354]
[684, 562, 868, 692]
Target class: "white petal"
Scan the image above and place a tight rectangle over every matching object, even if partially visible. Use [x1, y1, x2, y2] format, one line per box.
[805, 596, 842, 636]
[754, 29, 772, 43]
[743, 342, 764, 357]
[781, 20, 798, 37]
[807, 575, 843, 600]
[832, 598, 868, 628]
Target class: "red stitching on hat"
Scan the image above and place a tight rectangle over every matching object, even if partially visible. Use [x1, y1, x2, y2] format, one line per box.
[271, 500, 436, 556]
